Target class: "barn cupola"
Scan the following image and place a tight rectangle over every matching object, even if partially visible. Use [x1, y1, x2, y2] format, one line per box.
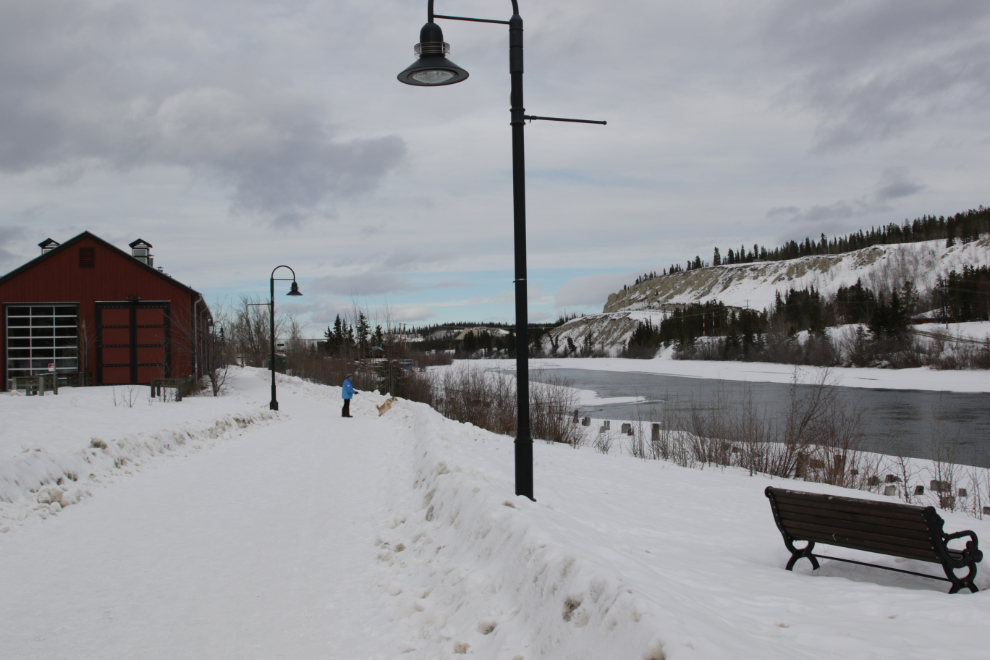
[39, 238, 60, 254]
[129, 239, 153, 267]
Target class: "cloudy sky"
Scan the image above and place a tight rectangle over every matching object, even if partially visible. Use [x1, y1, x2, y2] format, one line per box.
[2, 0, 988, 333]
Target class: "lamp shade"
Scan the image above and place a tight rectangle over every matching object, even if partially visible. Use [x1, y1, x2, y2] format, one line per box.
[287, 281, 303, 296]
[397, 22, 469, 86]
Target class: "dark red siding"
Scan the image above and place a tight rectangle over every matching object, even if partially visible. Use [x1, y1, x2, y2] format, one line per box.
[0, 234, 211, 390]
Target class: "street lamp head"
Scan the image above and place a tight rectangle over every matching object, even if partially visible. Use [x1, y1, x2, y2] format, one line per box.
[397, 22, 469, 86]
[287, 281, 303, 296]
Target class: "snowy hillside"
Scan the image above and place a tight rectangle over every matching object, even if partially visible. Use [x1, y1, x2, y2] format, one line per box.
[3, 369, 989, 659]
[551, 237, 990, 351]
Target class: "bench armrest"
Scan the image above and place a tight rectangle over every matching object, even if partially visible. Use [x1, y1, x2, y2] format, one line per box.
[944, 530, 979, 546]
[943, 530, 982, 562]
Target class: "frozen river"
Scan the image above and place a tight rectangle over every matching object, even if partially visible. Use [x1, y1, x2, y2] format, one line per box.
[529, 368, 990, 467]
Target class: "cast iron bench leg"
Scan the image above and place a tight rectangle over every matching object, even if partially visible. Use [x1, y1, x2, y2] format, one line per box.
[784, 539, 819, 571]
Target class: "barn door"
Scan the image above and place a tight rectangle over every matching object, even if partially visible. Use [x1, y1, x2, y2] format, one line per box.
[95, 302, 170, 385]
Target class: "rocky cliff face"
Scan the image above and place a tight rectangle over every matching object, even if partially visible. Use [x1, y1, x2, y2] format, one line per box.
[544, 237, 990, 354]
[604, 251, 888, 314]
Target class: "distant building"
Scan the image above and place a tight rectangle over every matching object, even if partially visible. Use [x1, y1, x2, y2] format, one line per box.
[0, 232, 212, 391]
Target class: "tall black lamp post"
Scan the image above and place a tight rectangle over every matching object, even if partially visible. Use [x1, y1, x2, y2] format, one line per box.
[269, 265, 302, 411]
[398, 0, 604, 500]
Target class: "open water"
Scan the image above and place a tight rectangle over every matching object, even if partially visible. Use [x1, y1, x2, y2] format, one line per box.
[528, 368, 990, 467]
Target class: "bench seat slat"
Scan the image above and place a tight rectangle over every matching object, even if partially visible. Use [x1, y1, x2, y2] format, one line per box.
[782, 517, 935, 548]
[770, 488, 926, 512]
[771, 493, 926, 523]
[783, 522, 938, 557]
[774, 503, 931, 535]
[795, 534, 937, 562]
[774, 501, 928, 529]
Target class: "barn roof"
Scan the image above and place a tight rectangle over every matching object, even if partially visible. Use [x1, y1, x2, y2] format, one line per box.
[0, 231, 202, 298]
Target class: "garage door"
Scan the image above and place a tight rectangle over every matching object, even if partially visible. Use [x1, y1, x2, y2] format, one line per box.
[4, 304, 79, 388]
[96, 302, 171, 385]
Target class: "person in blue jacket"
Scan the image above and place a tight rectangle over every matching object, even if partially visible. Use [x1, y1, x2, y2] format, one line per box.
[342, 373, 357, 418]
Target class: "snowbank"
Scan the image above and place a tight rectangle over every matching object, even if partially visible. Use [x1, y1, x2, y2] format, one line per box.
[0, 369, 281, 531]
[372, 400, 667, 660]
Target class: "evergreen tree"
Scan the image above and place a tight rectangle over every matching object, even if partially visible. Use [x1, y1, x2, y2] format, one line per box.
[355, 313, 371, 356]
[326, 315, 345, 354]
[344, 321, 355, 352]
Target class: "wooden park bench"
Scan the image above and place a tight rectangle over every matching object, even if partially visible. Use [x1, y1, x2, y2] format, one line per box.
[150, 378, 189, 401]
[765, 486, 982, 594]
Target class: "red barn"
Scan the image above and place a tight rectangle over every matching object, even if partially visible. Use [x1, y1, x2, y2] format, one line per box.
[0, 232, 212, 391]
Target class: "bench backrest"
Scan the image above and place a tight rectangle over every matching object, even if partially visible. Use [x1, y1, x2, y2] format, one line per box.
[766, 487, 942, 563]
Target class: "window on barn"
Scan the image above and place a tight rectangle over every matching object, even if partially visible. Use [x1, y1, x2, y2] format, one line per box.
[79, 248, 95, 268]
[5, 305, 79, 387]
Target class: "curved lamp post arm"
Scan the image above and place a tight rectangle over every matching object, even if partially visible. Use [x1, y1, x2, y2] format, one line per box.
[271, 264, 298, 281]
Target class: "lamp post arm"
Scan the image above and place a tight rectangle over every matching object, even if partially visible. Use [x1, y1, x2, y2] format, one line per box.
[271, 264, 297, 281]
[428, 0, 519, 23]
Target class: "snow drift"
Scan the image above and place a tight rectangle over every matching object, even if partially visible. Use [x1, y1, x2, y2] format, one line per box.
[0, 407, 278, 531]
[373, 401, 667, 660]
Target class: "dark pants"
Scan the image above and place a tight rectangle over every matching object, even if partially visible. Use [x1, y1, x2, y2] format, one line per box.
[342, 399, 351, 417]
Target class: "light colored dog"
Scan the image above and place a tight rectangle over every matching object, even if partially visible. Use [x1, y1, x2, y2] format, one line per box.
[376, 396, 399, 416]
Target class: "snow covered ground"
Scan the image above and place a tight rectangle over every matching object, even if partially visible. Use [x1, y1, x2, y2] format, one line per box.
[2, 368, 989, 659]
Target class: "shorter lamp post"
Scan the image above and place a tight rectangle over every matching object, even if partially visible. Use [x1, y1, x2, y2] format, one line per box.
[269, 265, 302, 411]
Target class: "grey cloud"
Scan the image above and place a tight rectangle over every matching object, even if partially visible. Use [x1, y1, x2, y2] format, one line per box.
[770, 202, 856, 225]
[381, 249, 457, 271]
[308, 273, 419, 297]
[393, 306, 437, 323]
[766, 0, 990, 150]
[0, 226, 26, 270]
[307, 272, 476, 296]
[0, 2, 405, 227]
[875, 167, 924, 202]
[771, 168, 925, 241]
[767, 206, 800, 220]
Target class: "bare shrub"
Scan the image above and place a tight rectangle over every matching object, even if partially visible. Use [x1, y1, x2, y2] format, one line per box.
[685, 384, 733, 467]
[927, 336, 990, 370]
[402, 365, 581, 445]
[593, 429, 615, 455]
[642, 398, 681, 463]
[530, 372, 583, 446]
[923, 402, 962, 512]
[627, 422, 648, 459]
[889, 439, 918, 504]
[112, 385, 140, 407]
[965, 466, 985, 519]
[634, 370, 868, 485]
